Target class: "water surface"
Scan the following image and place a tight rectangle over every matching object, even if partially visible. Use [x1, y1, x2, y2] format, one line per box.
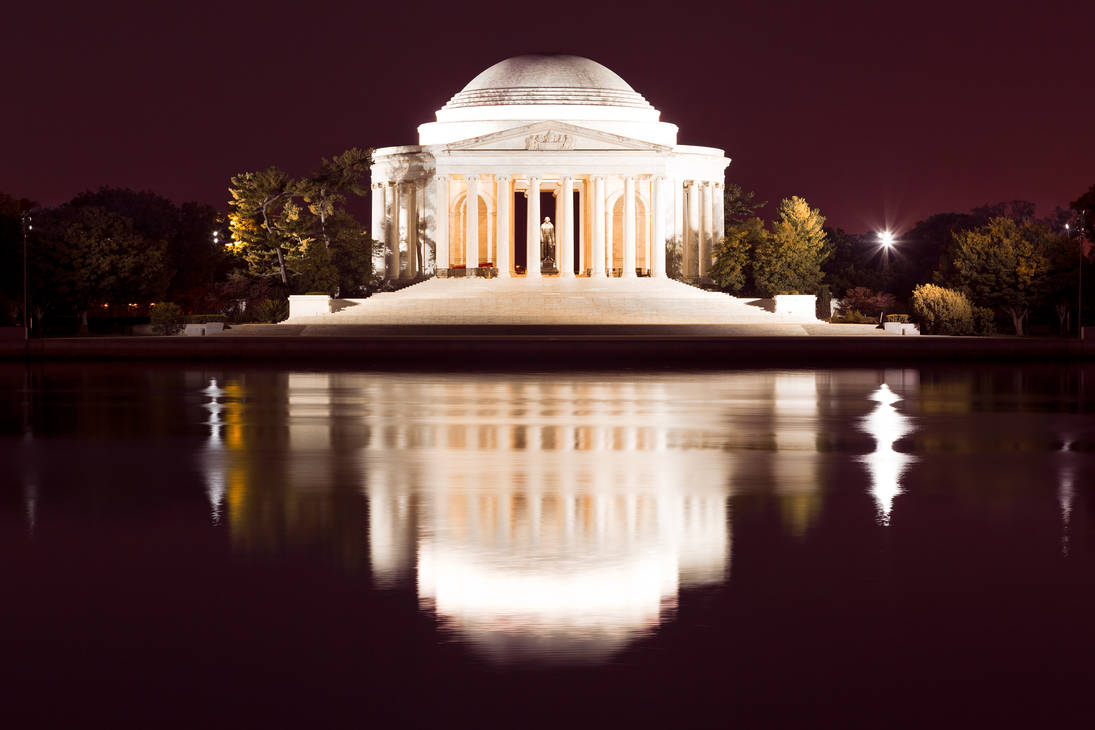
[2, 364, 1094, 728]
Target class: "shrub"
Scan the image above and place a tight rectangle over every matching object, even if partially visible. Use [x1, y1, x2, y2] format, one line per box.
[252, 298, 288, 323]
[841, 287, 897, 317]
[831, 308, 877, 324]
[886, 314, 911, 324]
[150, 301, 184, 335]
[911, 284, 974, 335]
[972, 306, 997, 336]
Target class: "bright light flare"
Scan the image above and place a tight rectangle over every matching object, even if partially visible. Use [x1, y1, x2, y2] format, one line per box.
[878, 230, 896, 247]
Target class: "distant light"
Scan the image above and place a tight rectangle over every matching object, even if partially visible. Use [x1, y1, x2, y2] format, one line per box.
[878, 230, 896, 247]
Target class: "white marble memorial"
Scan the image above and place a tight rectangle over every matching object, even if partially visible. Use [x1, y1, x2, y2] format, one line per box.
[370, 54, 730, 281]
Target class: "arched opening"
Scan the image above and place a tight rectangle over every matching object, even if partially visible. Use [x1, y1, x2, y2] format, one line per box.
[611, 194, 648, 275]
[451, 193, 492, 268]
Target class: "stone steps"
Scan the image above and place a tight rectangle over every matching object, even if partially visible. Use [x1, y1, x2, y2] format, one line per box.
[285, 277, 824, 326]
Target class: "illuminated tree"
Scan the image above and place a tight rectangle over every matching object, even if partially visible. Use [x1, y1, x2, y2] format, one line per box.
[227, 167, 298, 285]
[228, 148, 373, 294]
[710, 217, 763, 293]
[948, 217, 1053, 335]
[752, 196, 829, 296]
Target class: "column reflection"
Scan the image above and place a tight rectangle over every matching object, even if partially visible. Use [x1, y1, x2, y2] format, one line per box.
[196, 370, 896, 663]
[363, 374, 732, 664]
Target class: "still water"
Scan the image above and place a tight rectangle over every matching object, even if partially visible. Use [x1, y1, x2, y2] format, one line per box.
[2, 364, 1094, 728]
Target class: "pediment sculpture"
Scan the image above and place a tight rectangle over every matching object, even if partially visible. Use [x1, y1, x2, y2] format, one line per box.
[525, 130, 574, 150]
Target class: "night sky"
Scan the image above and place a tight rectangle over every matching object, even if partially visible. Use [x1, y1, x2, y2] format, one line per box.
[4, 0, 1093, 231]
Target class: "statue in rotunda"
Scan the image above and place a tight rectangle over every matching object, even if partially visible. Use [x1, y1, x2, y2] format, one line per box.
[540, 216, 556, 268]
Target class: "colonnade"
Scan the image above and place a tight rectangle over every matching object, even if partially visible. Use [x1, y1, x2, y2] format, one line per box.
[371, 174, 724, 280]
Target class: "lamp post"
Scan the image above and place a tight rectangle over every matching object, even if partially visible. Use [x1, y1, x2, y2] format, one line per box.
[1067, 212, 1086, 339]
[876, 230, 897, 324]
[21, 210, 32, 343]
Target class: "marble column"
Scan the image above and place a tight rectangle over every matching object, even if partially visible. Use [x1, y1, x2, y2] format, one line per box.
[554, 183, 564, 272]
[653, 176, 667, 278]
[673, 180, 684, 277]
[560, 176, 574, 278]
[496, 175, 510, 277]
[623, 176, 636, 278]
[403, 181, 417, 279]
[434, 175, 449, 274]
[465, 175, 478, 273]
[687, 180, 699, 279]
[527, 176, 541, 279]
[714, 182, 725, 243]
[592, 176, 606, 278]
[700, 181, 713, 278]
[386, 182, 399, 279]
[371, 182, 386, 278]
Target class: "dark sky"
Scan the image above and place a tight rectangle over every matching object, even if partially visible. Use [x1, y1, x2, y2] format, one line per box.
[4, 0, 1093, 231]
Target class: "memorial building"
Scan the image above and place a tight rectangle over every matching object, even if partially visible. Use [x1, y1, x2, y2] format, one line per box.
[370, 54, 730, 281]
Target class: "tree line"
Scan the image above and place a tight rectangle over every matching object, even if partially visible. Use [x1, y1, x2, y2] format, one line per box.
[709, 184, 1095, 335]
[0, 148, 374, 334]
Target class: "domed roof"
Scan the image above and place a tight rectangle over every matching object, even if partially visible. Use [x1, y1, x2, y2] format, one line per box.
[442, 54, 654, 111]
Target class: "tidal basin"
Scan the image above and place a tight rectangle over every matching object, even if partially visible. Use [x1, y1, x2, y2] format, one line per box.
[3, 364, 1095, 728]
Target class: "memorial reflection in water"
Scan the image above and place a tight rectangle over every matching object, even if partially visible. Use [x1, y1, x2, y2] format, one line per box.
[198, 370, 920, 662]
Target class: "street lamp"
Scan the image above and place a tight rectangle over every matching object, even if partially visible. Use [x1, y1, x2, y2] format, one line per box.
[1067, 212, 1086, 339]
[20, 210, 32, 343]
[878, 230, 896, 248]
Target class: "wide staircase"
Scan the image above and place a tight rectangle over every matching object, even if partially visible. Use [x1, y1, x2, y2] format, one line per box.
[284, 277, 823, 326]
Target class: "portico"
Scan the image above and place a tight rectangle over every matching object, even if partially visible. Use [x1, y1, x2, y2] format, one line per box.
[370, 55, 729, 282]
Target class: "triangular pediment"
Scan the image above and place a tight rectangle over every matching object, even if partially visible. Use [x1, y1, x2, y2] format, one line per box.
[442, 121, 670, 152]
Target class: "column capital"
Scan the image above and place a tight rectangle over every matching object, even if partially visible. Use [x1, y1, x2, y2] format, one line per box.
[591, 175, 605, 183]
[372, 182, 384, 191]
[495, 174, 509, 183]
[465, 174, 479, 183]
[434, 174, 449, 183]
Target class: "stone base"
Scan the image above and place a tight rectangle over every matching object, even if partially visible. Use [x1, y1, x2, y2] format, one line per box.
[438, 267, 497, 278]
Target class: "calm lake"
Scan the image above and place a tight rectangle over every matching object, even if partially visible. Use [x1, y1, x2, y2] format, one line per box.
[2, 363, 1094, 728]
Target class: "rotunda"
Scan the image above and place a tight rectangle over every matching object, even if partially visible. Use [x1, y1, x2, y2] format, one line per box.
[370, 54, 730, 281]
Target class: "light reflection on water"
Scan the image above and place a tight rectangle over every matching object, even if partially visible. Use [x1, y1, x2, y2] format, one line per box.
[196, 370, 921, 663]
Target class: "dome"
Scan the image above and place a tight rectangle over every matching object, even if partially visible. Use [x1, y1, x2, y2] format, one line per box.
[442, 54, 654, 111]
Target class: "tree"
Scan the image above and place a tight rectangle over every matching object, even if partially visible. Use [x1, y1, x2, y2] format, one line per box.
[710, 217, 764, 293]
[821, 227, 891, 297]
[723, 184, 766, 227]
[299, 148, 371, 253]
[1069, 184, 1094, 234]
[228, 149, 373, 293]
[228, 167, 298, 285]
[948, 217, 1053, 335]
[32, 206, 169, 331]
[752, 196, 829, 296]
[68, 188, 232, 312]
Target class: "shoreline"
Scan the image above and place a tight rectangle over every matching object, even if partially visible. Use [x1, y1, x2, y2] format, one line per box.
[2, 327, 1092, 367]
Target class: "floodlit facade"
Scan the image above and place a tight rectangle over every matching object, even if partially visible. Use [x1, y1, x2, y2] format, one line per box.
[370, 54, 730, 281]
